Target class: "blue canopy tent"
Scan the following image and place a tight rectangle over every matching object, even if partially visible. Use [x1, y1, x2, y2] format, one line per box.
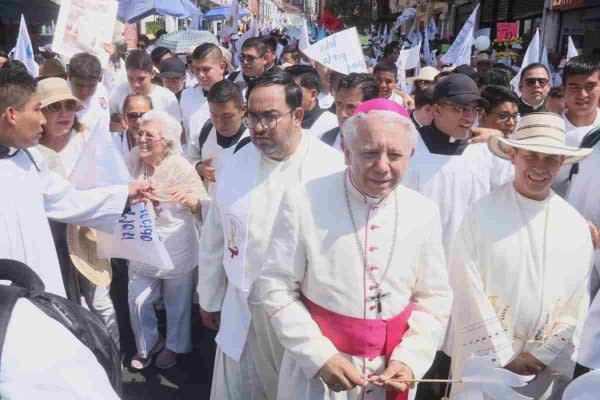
[203, 5, 251, 21]
[117, 0, 202, 24]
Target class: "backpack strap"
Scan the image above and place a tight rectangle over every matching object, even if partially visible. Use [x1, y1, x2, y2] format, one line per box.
[568, 125, 600, 182]
[233, 137, 252, 154]
[198, 120, 214, 160]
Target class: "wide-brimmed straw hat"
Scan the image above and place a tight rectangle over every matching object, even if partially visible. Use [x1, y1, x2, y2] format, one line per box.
[67, 225, 112, 287]
[37, 77, 84, 110]
[406, 66, 439, 84]
[489, 112, 592, 165]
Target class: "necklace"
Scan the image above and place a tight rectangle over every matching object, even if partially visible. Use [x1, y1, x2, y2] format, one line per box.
[344, 171, 399, 316]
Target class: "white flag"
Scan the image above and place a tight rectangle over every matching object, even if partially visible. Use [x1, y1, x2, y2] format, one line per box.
[382, 24, 388, 45]
[423, 20, 436, 67]
[302, 27, 367, 75]
[510, 28, 541, 96]
[441, 4, 479, 67]
[567, 36, 579, 62]
[14, 15, 39, 78]
[299, 18, 310, 51]
[540, 46, 555, 86]
[396, 42, 421, 92]
[392, 7, 417, 31]
[224, 0, 240, 37]
[427, 18, 438, 37]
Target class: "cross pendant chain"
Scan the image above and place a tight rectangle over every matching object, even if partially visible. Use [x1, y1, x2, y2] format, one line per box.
[368, 290, 391, 314]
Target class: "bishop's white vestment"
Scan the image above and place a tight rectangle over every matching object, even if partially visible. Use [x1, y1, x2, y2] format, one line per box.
[257, 172, 452, 400]
[196, 131, 345, 399]
[448, 183, 592, 399]
[0, 148, 128, 297]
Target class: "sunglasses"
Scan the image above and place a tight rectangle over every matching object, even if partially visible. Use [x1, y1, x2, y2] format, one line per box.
[524, 78, 550, 87]
[126, 112, 145, 120]
[45, 100, 79, 113]
[239, 53, 265, 64]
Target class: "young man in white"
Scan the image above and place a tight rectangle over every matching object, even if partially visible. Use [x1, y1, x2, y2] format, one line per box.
[108, 50, 181, 132]
[196, 73, 345, 400]
[257, 99, 452, 399]
[68, 52, 110, 134]
[552, 56, 600, 198]
[285, 64, 340, 140]
[449, 112, 593, 399]
[181, 43, 228, 144]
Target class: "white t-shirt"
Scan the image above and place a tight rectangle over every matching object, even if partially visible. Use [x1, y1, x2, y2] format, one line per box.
[75, 82, 110, 134]
[58, 129, 89, 176]
[108, 83, 183, 122]
[180, 86, 208, 139]
[317, 92, 335, 110]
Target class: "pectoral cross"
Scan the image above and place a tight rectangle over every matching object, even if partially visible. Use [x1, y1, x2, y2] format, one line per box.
[368, 290, 391, 314]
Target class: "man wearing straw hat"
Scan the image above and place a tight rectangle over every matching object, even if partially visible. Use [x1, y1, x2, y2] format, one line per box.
[448, 112, 594, 399]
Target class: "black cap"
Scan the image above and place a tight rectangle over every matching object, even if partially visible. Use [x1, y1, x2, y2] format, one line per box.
[158, 57, 186, 79]
[433, 73, 487, 106]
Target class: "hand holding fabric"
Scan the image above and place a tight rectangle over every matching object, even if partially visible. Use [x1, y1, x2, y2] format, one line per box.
[199, 308, 220, 331]
[127, 181, 155, 204]
[504, 352, 545, 376]
[197, 158, 216, 182]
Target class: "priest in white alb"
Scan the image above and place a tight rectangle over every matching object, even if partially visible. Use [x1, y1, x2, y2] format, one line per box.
[448, 112, 594, 399]
[0, 61, 151, 297]
[196, 72, 345, 399]
[257, 99, 452, 400]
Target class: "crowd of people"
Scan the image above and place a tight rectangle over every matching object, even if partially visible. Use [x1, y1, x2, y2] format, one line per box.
[1, 26, 600, 400]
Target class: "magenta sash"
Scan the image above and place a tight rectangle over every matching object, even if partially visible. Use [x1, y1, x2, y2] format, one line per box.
[302, 295, 414, 400]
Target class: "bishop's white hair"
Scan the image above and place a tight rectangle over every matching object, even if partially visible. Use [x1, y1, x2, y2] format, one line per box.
[140, 110, 183, 154]
[342, 110, 418, 151]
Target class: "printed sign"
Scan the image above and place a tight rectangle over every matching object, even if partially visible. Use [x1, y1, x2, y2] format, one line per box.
[302, 27, 367, 75]
[496, 23, 519, 41]
[52, 0, 118, 67]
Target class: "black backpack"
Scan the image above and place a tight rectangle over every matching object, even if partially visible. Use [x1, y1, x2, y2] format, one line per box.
[0, 259, 122, 396]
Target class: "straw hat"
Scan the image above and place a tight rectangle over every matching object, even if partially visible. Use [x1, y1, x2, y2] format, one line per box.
[36, 77, 84, 110]
[488, 112, 592, 165]
[66, 225, 112, 287]
[406, 66, 440, 84]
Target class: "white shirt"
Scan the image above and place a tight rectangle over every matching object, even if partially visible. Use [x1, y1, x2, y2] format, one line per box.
[0, 149, 128, 296]
[317, 92, 334, 110]
[309, 110, 338, 140]
[102, 58, 127, 95]
[257, 173, 451, 398]
[0, 299, 120, 399]
[388, 90, 406, 107]
[448, 183, 592, 399]
[57, 129, 89, 176]
[553, 109, 600, 198]
[75, 83, 110, 135]
[108, 83, 182, 122]
[180, 86, 208, 141]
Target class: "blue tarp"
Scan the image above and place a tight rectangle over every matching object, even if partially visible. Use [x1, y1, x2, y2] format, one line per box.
[203, 5, 251, 21]
[117, 0, 202, 24]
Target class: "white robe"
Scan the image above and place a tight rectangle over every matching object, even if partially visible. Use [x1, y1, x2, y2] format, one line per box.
[0, 149, 128, 296]
[196, 132, 345, 399]
[180, 86, 208, 143]
[404, 137, 514, 252]
[448, 183, 592, 399]
[257, 172, 452, 400]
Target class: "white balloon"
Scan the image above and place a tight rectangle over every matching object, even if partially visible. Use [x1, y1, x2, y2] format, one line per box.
[474, 35, 491, 51]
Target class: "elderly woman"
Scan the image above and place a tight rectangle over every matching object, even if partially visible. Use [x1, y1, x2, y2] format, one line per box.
[36, 77, 121, 351]
[125, 110, 208, 370]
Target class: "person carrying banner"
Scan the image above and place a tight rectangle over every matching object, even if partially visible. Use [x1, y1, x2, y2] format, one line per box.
[196, 72, 345, 400]
[449, 112, 593, 399]
[257, 99, 452, 400]
[0, 61, 152, 298]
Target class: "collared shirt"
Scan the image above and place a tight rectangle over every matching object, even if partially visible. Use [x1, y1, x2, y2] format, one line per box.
[518, 96, 547, 116]
[301, 102, 326, 130]
[418, 122, 469, 155]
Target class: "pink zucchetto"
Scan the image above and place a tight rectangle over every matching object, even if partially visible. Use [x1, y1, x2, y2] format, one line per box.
[352, 98, 410, 120]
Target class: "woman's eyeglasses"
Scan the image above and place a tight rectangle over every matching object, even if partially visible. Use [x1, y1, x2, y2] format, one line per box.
[45, 100, 79, 113]
[126, 112, 146, 120]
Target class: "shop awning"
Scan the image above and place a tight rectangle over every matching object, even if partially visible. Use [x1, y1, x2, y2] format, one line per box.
[117, 0, 202, 23]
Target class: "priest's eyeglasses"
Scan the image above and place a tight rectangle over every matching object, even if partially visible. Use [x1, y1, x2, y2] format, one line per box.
[243, 110, 293, 130]
[45, 100, 79, 113]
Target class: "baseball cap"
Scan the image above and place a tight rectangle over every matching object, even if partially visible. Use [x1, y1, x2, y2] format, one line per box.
[433, 73, 487, 106]
[158, 57, 186, 79]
